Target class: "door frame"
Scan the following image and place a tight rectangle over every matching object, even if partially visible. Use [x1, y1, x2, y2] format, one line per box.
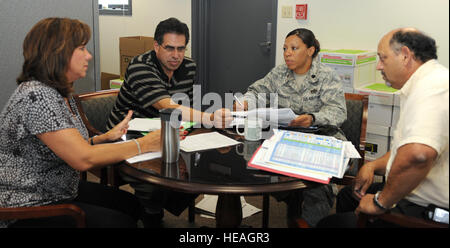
[191, 0, 278, 95]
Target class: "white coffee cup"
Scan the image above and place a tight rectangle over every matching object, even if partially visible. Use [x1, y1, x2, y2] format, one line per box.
[236, 117, 262, 141]
[236, 140, 261, 161]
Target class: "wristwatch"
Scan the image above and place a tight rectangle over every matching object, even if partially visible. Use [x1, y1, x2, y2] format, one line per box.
[373, 191, 396, 211]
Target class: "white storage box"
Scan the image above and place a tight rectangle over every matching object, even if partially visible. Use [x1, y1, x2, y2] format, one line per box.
[354, 83, 397, 105]
[391, 105, 400, 129]
[355, 83, 399, 126]
[365, 123, 391, 161]
[367, 102, 393, 126]
[393, 92, 401, 106]
[110, 79, 124, 89]
[319, 49, 377, 89]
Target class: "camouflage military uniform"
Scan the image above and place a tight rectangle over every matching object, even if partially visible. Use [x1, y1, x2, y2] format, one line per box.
[243, 58, 347, 127]
[243, 58, 347, 227]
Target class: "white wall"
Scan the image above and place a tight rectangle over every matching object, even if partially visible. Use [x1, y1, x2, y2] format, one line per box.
[99, 0, 449, 81]
[99, 0, 191, 74]
[276, 0, 449, 83]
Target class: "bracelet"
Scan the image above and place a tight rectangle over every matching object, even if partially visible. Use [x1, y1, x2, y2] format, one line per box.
[132, 139, 141, 155]
[90, 135, 97, 145]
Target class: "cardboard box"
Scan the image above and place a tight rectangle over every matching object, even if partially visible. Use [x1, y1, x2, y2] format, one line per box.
[101, 72, 120, 90]
[320, 49, 377, 89]
[365, 123, 391, 161]
[110, 79, 123, 89]
[120, 36, 155, 79]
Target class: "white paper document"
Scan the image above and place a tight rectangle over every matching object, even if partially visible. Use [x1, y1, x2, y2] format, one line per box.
[128, 118, 195, 132]
[126, 151, 162, 164]
[128, 118, 161, 132]
[180, 132, 241, 152]
[231, 108, 297, 126]
[195, 194, 261, 219]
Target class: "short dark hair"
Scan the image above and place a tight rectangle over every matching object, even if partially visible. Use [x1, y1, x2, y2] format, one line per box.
[286, 28, 320, 58]
[389, 30, 437, 63]
[17, 17, 91, 97]
[154, 17, 190, 46]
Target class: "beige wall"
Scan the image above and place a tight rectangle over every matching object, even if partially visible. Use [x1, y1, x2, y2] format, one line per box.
[99, 0, 449, 80]
[276, 0, 449, 83]
[99, 0, 191, 75]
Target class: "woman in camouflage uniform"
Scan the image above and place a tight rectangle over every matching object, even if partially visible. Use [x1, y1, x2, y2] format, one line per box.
[237, 28, 347, 227]
[238, 28, 346, 129]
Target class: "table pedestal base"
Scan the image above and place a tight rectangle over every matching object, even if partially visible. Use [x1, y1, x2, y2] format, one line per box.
[216, 194, 242, 228]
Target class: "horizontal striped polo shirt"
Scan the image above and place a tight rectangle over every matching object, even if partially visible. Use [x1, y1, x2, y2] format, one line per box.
[106, 50, 196, 130]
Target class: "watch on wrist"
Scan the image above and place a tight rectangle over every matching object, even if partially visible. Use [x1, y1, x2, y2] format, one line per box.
[373, 191, 396, 211]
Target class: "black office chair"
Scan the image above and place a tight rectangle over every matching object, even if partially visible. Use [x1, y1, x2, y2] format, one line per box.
[294, 93, 369, 228]
[335, 93, 369, 184]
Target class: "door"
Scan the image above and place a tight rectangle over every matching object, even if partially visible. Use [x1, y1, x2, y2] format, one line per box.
[192, 0, 277, 110]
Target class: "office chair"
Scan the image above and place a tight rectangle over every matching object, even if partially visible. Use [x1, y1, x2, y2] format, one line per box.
[357, 211, 449, 228]
[294, 93, 369, 228]
[73, 89, 198, 223]
[0, 204, 86, 228]
[73, 89, 122, 186]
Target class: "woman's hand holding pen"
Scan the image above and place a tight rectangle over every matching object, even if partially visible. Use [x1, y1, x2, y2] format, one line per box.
[233, 100, 248, 111]
[212, 108, 233, 129]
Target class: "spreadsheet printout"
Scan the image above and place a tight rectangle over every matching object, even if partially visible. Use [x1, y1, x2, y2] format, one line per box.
[265, 131, 344, 177]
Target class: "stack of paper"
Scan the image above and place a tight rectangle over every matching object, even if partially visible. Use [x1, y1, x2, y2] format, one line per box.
[128, 118, 196, 132]
[248, 130, 361, 184]
[231, 108, 297, 126]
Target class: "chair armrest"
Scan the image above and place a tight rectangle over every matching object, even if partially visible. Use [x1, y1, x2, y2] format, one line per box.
[357, 212, 449, 228]
[0, 204, 86, 228]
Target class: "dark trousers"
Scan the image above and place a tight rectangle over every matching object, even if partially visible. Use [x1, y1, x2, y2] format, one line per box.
[317, 183, 429, 228]
[10, 181, 143, 228]
[121, 171, 197, 217]
[273, 184, 336, 227]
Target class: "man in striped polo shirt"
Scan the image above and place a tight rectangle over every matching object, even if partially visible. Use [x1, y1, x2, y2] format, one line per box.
[106, 18, 232, 227]
[107, 18, 232, 131]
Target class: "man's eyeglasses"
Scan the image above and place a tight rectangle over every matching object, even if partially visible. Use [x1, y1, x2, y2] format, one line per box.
[160, 45, 187, 53]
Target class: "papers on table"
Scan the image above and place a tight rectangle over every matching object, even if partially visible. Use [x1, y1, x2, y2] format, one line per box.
[180, 132, 241, 152]
[113, 139, 162, 164]
[248, 129, 361, 184]
[231, 108, 297, 126]
[195, 194, 261, 219]
[128, 118, 196, 132]
[126, 151, 162, 164]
